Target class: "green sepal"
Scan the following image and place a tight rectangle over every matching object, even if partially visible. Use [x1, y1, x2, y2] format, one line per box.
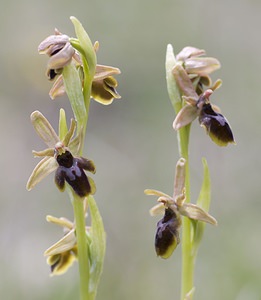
[30, 111, 60, 148]
[88, 195, 106, 297]
[192, 158, 213, 254]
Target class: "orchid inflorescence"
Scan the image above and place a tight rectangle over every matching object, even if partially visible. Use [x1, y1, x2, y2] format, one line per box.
[26, 17, 120, 299]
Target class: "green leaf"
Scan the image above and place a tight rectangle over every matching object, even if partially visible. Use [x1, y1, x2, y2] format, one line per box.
[165, 44, 182, 114]
[88, 195, 106, 297]
[70, 16, 97, 82]
[62, 63, 87, 130]
[192, 158, 213, 254]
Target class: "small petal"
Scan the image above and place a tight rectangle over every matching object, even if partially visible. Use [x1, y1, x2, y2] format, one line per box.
[144, 189, 172, 199]
[62, 118, 76, 147]
[59, 108, 69, 141]
[31, 111, 59, 148]
[210, 79, 222, 91]
[26, 157, 57, 191]
[173, 158, 186, 198]
[46, 215, 74, 230]
[149, 203, 165, 216]
[69, 126, 84, 156]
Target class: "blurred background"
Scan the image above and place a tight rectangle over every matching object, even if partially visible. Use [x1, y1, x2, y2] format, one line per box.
[1, 0, 261, 299]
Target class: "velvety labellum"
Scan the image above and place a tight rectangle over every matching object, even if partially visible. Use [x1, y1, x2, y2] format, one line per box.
[198, 102, 234, 146]
[55, 150, 95, 197]
[155, 207, 180, 259]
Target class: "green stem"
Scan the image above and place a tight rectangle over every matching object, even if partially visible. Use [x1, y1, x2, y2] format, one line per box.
[178, 125, 195, 300]
[165, 43, 195, 300]
[72, 193, 91, 300]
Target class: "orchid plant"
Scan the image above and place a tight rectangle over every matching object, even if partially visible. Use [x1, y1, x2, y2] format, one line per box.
[145, 45, 235, 300]
[26, 17, 121, 300]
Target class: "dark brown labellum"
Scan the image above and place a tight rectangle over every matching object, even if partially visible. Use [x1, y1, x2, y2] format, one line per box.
[55, 150, 94, 197]
[198, 102, 235, 146]
[155, 207, 181, 259]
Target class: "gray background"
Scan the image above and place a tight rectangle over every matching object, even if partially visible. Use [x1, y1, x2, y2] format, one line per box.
[1, 0, 260, 299]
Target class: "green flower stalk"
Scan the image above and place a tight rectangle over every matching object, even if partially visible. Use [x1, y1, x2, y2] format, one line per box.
[27, 17, 120, 300]
[146, 44, 235, 300]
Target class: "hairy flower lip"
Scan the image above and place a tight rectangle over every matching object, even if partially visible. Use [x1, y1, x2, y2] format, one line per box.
[155, 207, 181, 259]
[173, 88, 235, 146]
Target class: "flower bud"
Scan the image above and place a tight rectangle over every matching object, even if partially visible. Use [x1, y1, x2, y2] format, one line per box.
[38, 32, 75, 80]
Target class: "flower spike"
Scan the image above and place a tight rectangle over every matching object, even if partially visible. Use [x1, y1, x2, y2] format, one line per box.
[145, 158, 217, 259]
